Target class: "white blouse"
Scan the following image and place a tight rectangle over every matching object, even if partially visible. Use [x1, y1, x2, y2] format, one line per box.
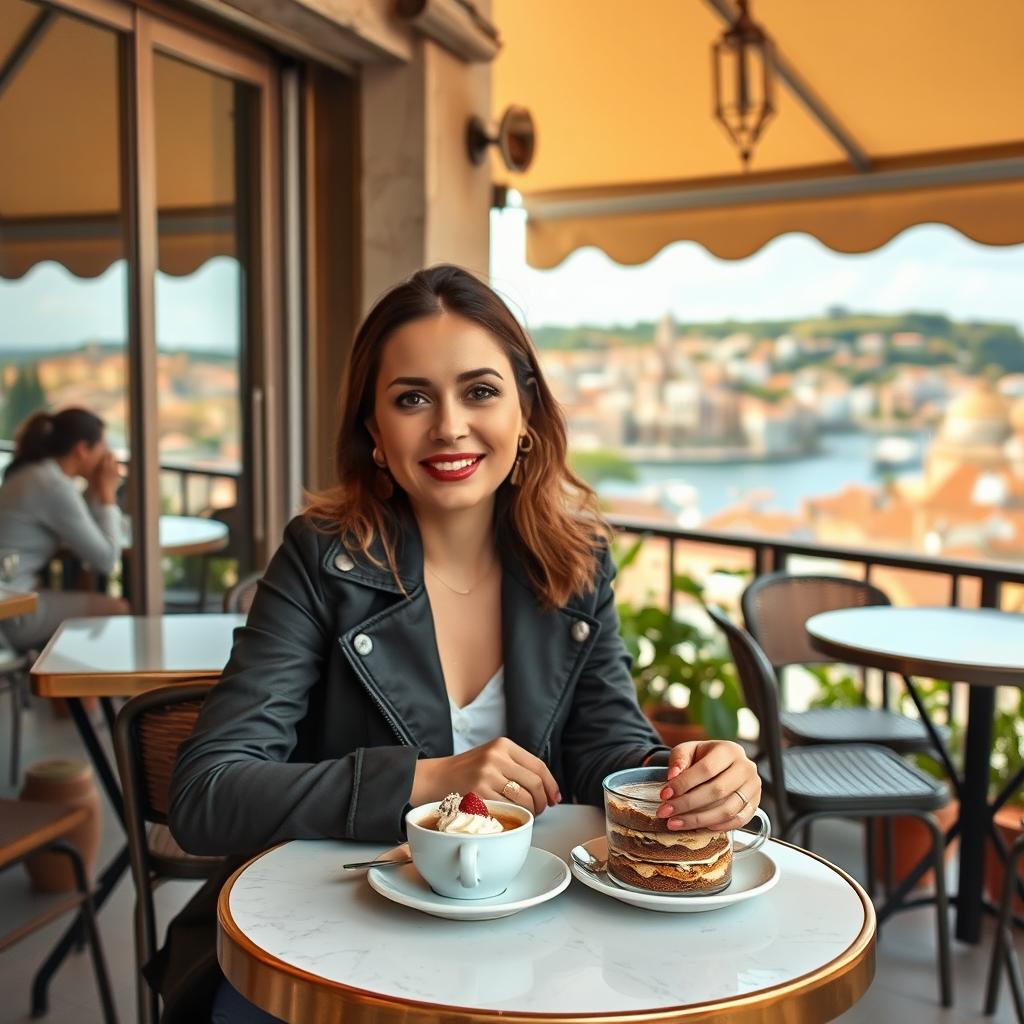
[449, 665, 507, 755]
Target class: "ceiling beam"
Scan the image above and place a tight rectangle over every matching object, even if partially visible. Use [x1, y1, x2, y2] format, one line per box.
[704, 0, 871, 173]
[0, 9, 54, 102]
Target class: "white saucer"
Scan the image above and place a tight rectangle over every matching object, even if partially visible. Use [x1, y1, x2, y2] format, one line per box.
[570, 836, 780, 913]
[368, 846, 571, 921]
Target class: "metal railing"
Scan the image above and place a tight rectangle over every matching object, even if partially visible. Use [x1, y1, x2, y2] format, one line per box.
[5, 431, 1022, 605]
[607, 514, 1024, 612]
[157, 457, 240, 517]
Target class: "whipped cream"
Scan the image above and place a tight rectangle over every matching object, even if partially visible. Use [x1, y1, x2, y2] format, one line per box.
[436, 793, 502, 835]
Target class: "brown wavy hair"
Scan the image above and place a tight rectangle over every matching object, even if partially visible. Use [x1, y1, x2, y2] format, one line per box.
[304, 264, 609, 608]
[5, 407, 105, 480]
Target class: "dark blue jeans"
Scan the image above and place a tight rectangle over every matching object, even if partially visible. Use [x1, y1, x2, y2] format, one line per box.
[211, 978, 283, 1023]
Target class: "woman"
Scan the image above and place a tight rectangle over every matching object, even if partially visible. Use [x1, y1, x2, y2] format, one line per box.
[168, 266, 761, 1023]
[0, 407, 128, 650]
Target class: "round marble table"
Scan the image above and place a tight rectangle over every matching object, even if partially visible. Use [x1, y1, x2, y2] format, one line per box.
[218, 805, 875, 1023]
[118, 514, 230, 555]
[157, 514, 230, 556]
[807, 605, 1024, 945]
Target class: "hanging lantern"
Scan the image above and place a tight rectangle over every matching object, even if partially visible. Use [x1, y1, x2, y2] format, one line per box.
[712, 0, 776, 169]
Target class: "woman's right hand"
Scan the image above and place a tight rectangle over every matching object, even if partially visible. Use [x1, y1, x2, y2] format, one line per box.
[90, 450, 120, 504]
[411, 737, 561, 816]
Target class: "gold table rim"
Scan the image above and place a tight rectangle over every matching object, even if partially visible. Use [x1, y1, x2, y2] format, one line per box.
[0, 589, 38, 621]
[30, 667, 223, 697]
[217, 837, 876, 1024]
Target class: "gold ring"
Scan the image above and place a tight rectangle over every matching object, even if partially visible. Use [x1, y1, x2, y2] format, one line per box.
[735, 788, 750, 807]
[501, 779, 521, 800]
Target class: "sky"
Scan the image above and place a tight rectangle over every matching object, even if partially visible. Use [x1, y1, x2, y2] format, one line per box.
[1, 221, 1022, 352]
[490, 212, 1024, 332]
[0, 256, 240, 352]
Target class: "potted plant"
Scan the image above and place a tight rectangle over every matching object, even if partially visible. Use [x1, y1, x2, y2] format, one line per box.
[613, 537, 743, 743]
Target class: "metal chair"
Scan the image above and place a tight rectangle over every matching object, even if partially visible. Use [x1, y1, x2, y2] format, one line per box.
[0, 798, 117, 1023]
[113, 683, 222, 1024]
[222, 571, 261, 614]
[741, 572, 948, 755]
[984, 824, 1024, 1021]
[707, 605, 953, 1007]
[0, 636, 32, 784]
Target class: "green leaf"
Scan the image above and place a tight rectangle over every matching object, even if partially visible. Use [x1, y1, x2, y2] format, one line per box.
[613, 535, 646, 573]
[701, 695, 739, 740]
[673, 574, 705, 600]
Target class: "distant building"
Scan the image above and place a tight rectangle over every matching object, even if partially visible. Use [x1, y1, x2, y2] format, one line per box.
[927, 378, 1013, 486]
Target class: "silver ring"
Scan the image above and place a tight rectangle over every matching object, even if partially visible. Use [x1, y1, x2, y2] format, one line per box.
[735, 788, 750, 808]
[501, 779, 521, 800]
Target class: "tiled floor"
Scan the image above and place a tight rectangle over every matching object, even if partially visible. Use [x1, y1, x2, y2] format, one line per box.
[2, 693, 1023, 1024]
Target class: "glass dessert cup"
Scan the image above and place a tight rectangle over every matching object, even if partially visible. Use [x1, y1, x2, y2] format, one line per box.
[603, 766, 770, 897]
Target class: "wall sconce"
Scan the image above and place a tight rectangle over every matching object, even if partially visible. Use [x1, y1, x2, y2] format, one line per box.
[467, 105, 535, 172]
[712, 0, 776, 168]
[396, 0, 500, 63]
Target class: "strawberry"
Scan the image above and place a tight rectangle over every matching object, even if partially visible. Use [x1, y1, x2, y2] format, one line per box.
[459, 792, 489, 817]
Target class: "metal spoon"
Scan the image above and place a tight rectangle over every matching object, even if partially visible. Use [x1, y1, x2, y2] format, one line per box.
[570, 845, 607, 876]
[343, 844, 412, 870]
[343, 855, 413, 870]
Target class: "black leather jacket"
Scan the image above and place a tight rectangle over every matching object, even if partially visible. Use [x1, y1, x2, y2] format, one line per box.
[169, 513, 667, 855]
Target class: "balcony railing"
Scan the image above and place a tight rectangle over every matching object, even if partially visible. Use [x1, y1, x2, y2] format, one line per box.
[3, 434, 1021, 609]
[607, 514, 1024, 613]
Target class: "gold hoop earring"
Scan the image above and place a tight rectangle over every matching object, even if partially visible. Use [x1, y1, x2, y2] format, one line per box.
[370, 448, 393, 498]
[510, 433, 532, 487]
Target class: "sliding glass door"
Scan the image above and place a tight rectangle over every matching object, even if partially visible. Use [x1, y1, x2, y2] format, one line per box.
[0, 0, 283, 610]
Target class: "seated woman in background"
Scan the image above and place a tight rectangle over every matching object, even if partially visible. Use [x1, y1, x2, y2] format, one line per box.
[0, 407, 128, 650]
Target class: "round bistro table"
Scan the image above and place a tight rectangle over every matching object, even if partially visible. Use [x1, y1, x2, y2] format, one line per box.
[218, 805, 875, 1024]
[807, 605, 1024, 945]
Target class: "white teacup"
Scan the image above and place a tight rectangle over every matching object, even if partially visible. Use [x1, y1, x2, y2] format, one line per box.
[405, 799, 534, 899]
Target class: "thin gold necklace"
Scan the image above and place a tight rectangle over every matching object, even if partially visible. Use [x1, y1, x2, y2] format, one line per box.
[424, 558, 497, 596]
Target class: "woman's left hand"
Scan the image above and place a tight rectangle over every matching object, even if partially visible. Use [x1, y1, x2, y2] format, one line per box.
[656, 740, 761, 832]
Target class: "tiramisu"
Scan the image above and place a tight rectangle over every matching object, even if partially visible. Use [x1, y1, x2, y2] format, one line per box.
[605, 781, 732, 895]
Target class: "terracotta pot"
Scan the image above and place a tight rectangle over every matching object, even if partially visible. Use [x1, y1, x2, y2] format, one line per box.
[985, 803, 1024, 915]
[645, 705, 708, 748]
[18, 759, 102, 893]
[871, 800, 960, 889]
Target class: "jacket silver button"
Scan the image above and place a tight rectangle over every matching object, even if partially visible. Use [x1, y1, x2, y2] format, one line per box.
[334, 552, 355, 572]
[353, 633, 373, 656]
[571, 620, 590, 642]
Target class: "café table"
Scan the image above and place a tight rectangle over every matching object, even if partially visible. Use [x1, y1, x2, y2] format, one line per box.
[28, 613, 242, 1014]
[219, 805, 876, 1024]
[60, 514, 228, 593]
[0, 586, 37, 621]
[156, 514, 230, 557]
[806, 605, 1024, 945]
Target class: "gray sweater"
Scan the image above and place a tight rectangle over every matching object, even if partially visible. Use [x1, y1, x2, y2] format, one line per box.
[0, 458, 124, 590]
